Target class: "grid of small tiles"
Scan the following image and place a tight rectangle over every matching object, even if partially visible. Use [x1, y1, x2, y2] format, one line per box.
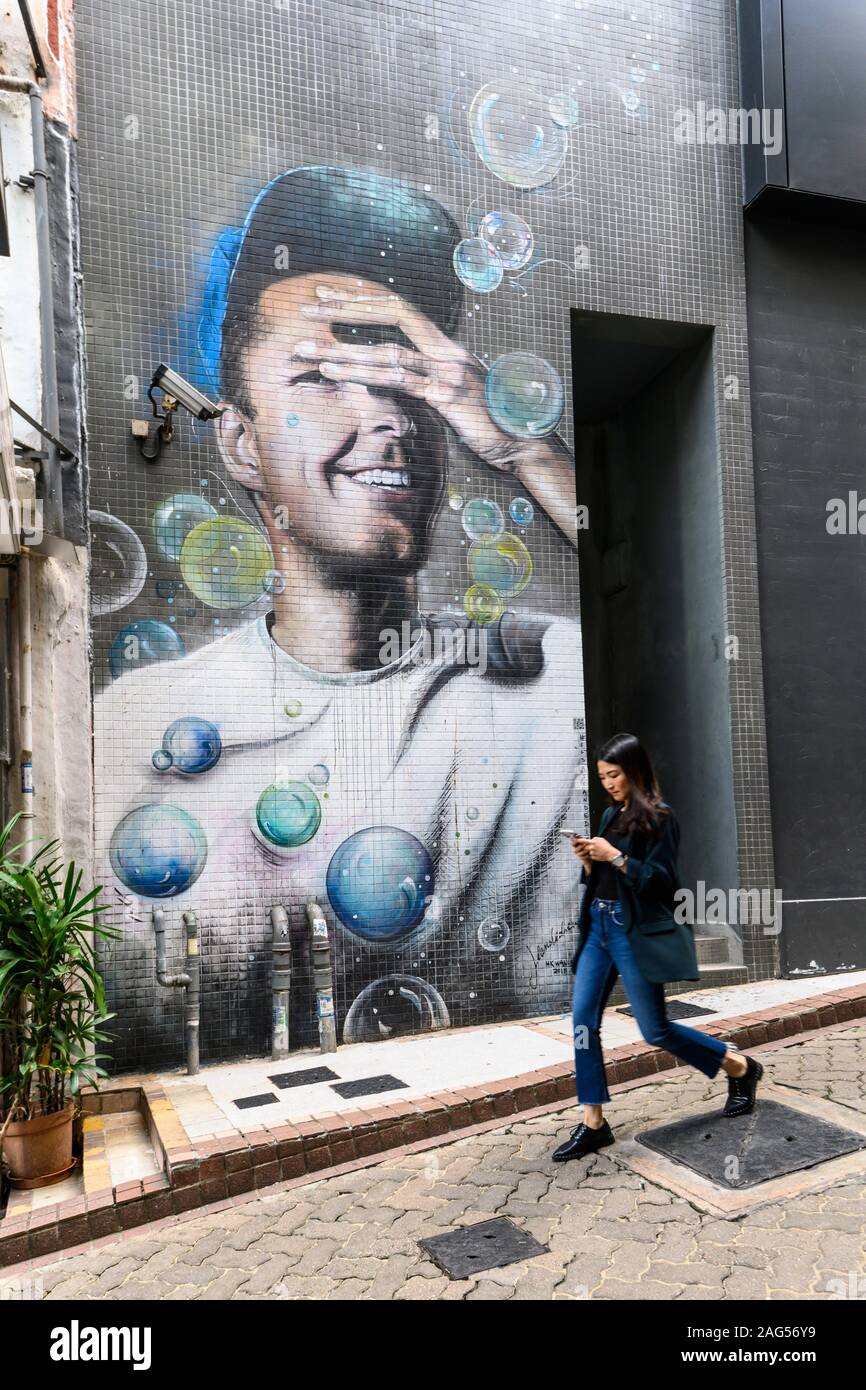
[75, 0, 775, 1071]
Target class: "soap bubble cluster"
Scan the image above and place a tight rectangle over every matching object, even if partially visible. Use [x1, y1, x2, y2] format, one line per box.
[155, 716, 222, 776]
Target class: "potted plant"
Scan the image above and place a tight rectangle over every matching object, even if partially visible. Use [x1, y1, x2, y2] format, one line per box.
[0, 814, 118, 1189]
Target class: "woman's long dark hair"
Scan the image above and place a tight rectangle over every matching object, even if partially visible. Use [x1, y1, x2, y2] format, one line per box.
[595, 732, 670, 839]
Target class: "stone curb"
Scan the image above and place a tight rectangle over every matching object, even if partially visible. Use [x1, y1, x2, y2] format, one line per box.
[1, 981, 864, 1267]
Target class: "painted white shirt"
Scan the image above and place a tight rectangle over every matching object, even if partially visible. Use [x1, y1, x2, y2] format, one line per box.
[95, 611, 588, 1052]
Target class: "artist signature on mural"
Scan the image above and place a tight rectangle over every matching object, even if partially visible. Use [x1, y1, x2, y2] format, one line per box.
[524, 918, 580, 989]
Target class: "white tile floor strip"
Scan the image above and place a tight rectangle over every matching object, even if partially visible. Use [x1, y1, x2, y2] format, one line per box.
[154, 970, 866, 1139]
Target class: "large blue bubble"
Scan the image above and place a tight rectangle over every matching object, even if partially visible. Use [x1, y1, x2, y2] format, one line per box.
[326, 826, 434, 941]
[109, 803, 207, 898]
[486, 352, 564, 438]
[109, 619, 185, 679]
[160, 717, 221, 775]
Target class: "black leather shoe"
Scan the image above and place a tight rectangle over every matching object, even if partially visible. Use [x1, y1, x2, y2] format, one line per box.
[552, 1119, 615, 1162]
[723, 1055, 764, 1117]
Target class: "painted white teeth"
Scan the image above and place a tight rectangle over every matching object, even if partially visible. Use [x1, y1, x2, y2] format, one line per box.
[352, 469, 411, 487]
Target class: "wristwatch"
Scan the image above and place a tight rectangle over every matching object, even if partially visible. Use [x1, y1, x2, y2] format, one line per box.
[611, 852, 626, 868]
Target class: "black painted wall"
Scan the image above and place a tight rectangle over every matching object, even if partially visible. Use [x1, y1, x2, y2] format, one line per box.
[746, 212, 866, 974]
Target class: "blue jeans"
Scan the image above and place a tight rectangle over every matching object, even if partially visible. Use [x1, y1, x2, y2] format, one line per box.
[571, 898, 730, 1104]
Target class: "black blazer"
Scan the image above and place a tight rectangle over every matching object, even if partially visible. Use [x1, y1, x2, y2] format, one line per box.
[569, 803, 700, 985]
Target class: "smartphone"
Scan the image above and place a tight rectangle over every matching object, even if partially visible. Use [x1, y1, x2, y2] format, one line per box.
[559, 828, 585, 838]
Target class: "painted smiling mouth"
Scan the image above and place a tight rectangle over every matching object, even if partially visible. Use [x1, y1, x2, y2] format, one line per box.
[348, 468, 413, 489]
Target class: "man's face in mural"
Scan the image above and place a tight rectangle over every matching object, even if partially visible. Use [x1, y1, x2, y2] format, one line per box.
[217, 272, 446, 575]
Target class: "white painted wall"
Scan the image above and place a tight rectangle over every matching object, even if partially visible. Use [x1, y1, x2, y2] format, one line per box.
[0, 2, 93, 876]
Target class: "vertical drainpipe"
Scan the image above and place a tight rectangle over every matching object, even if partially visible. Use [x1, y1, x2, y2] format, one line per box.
[270, 904, 291, 1060]
[17, 553, 33, 821]
[28, 83, 64, 539]
[182, 912, 200, 1076]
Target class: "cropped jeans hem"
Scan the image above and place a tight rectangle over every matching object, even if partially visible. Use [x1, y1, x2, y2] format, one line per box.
[572, 897, 730, 1106]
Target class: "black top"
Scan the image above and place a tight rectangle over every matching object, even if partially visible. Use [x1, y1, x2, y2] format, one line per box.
[593, 804, 628, 900]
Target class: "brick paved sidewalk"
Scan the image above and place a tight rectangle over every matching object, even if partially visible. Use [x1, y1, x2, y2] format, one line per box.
[4, 1020, 864, 1301]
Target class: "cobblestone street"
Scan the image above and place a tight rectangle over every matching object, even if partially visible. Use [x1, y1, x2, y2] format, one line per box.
[7, 1021, 865, 1302]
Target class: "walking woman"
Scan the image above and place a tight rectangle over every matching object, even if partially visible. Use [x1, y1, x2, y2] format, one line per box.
[552, 732, 763, 1163]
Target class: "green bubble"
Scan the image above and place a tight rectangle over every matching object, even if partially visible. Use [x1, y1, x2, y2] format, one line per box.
[468, 532, 533, 597]
[463, 583, 504, 625]
[255, 781, 321, 849]
[179, 516, 273, 608]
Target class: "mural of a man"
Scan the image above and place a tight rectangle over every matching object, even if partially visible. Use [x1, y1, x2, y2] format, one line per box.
[97, 167, 586, 1058]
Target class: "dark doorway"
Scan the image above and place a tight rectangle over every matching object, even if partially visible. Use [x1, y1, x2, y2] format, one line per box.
[572, 310, 739, 947]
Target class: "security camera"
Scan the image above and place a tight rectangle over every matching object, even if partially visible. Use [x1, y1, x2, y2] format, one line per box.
[132, 363, 224, 463]
[151, 364, 223, 421]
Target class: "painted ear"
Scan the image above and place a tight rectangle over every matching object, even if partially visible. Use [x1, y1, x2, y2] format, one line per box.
[215, 407, 264, 493]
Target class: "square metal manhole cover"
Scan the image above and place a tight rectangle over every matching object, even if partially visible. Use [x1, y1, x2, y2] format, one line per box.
[637, 1099, 866, 1189]
[619, 999, 715, 1020]
[269, 1067, 340, 1089]
[419, 1218, 548, 1280]
[330, 1074, 408, 1099]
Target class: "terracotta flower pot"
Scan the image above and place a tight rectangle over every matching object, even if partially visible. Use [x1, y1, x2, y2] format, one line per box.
[3, 1101, 76, 1189]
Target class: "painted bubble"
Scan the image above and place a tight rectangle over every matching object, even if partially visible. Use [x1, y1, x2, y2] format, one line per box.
[255, 781, 321, 849]
[152, 750, 173, 772]
[466, 806, 480, 822]
[109, 803, 207, 898]
[486, 351, 564, 438]
[628, 66, 647, 85]
[448, 491, 465, 511]
[621, 88, 644, 115]
[109, 619, 185, 679]
[307, 763, 330, 786]
[89, 511, 148, 617]
[478, 918, 511, 952]
[478, 211, 534, 271]
[463, 582, 504, 626]
[160, 716, 221, 775]
[179, 516, 273, 608]
[262, 568, 286, 596]
[343, 974, 450, 1043]
[469, 79, 568, 188]
[326, 826, 434, 941]
[462, 497, 504, 541]
[155, 579, 181, 600]
[453, 237, 503, 293]
[284, 700, 302, 718]
[549, 92, 580, 127]
[469, 532, 533, 597]
[509, 496, 535, 526]
[151, 494, 217, 562]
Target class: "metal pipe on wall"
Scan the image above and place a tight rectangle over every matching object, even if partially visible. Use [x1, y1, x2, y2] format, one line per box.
[16, 552, 33, 821]
[152, 906, 200, 1075]
[27, 83, 64, 538]
[270, 903, 291, 1060]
